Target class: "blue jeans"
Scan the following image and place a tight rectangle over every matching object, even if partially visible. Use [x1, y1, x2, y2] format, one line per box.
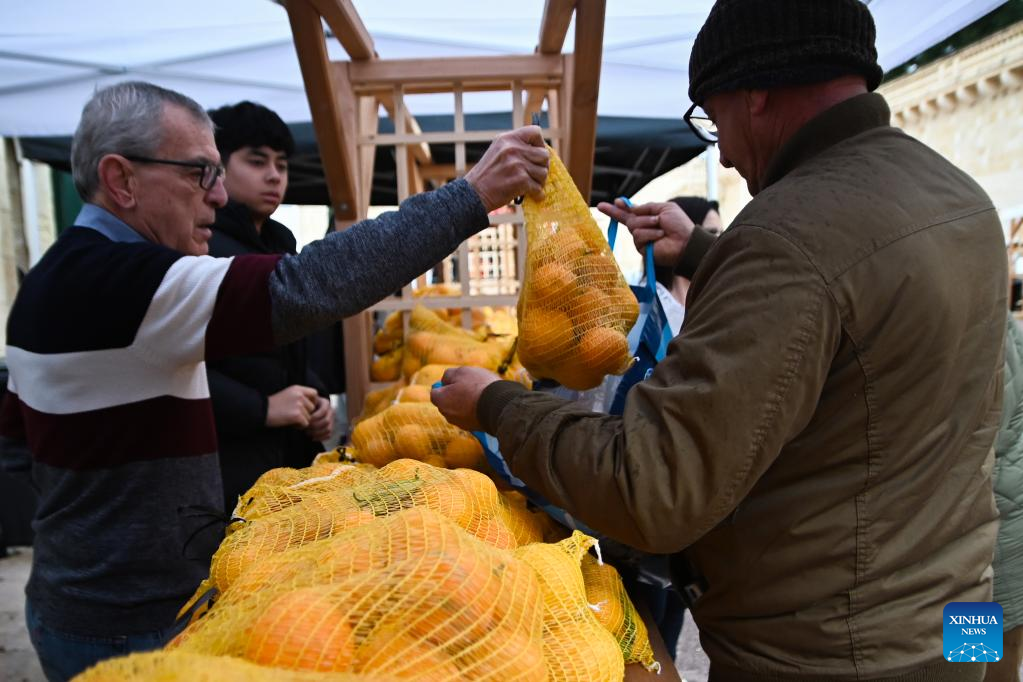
[25, 598, 185, 682]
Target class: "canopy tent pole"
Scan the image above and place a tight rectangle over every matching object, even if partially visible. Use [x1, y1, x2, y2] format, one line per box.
[705, 144, 719, 203]
[13, 138, 42, 267]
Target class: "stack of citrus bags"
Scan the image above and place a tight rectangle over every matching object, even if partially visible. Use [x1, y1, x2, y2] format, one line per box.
[73, 459, 657, 681]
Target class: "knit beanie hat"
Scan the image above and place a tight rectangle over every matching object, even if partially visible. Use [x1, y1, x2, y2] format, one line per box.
[688, 0, 884, 105]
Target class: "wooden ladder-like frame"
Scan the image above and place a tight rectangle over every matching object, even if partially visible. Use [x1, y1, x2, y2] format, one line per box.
[285, 0, 606, 421]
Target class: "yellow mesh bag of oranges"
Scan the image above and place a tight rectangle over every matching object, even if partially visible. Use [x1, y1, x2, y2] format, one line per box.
[518, 146, 639, 390]
[73, 650, 380, 681]
[351, 402, 484, 469]
[170, 508, 547, 681]
[182, 459, 545, 605]
[402, 330, 504, 379]
[581, 554, 659, 671]
[512, 531, 626, 681]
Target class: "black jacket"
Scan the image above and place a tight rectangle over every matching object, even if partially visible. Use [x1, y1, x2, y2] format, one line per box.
[207, 201, 327, 512]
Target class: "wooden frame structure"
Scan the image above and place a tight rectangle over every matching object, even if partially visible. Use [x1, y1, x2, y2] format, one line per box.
[285, 0, 606, 422]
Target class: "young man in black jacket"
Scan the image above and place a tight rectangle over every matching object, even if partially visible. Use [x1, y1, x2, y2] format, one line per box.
[206, 101, 332, 512]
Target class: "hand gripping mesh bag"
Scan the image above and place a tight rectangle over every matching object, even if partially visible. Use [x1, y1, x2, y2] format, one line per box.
[518, 146, 639, 390]
[351, 402, 485, 470]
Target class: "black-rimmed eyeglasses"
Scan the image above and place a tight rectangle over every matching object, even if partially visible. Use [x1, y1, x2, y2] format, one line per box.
[684, 103, 717, 144]
[125, 156, 225, 191]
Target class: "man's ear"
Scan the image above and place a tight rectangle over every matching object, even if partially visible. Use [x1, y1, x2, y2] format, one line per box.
[747, 89, 770, 116]
[97, 155, 136, 209]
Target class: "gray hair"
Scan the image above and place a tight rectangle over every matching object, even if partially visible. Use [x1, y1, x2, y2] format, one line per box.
[70, 81, 212, 201]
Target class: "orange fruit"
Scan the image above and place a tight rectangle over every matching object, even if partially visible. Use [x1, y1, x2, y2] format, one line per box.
[542, 227, 589, 264]
[578, 327, 630, 376]
[450, 468, 501, 523]
[393, 424, 435, 459]
[608, 286, 640, 331]
[552, 363, 607, 391]
[244, 587, 354, 671]
[517, 309, 575, 367]
[357, 438, 394, 467]
[567, 286, 612, 332]
[356, 623, 464, 679]
[574, 253, 622, 289]
[411, 364, 456, 386]
[398, 384, 432, 403]
[444, 433, 484, 469]
[530, 262, 578, 306]
[370, 350, 402, 382]
[402, 352, 423, 378]
[378, 458, 427, 481]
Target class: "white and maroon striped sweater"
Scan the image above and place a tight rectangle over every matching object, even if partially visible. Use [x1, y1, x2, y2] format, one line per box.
[1, 179, 487, 635]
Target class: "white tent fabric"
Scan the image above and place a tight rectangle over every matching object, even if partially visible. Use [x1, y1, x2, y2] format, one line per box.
[0, 0, 1007, 137]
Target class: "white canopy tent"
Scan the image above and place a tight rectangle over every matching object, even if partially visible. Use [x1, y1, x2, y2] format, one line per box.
[0, 0, 1008, 137]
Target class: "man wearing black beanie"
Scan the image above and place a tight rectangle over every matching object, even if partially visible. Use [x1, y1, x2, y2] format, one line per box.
[434, 1, 1006, 680]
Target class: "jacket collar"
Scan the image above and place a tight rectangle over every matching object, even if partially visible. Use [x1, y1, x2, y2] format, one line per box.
[762, 92, 891, 190]
[74, 203, 147, 244]
[214, 200, 293, 254]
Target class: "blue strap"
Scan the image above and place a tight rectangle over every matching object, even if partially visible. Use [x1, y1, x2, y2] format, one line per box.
[606, 197, 627, 251]
[606, 196, 657, 299]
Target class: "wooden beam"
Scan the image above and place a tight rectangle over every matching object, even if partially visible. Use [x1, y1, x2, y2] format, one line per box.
[524, 88, 547, 121]
[349, 54, 563, 93]
[361, 129, 562, 146]
[305, 0, 376, 60]
[369, 294, 519, 312]
[342, 313, 373, 423]
[420, 163, 477, 181]
[356, 94, 378, 217]
[566, 0, 605, 202]
[377, 91, 432, 165]
[537, 0, 576, 54]
[287, 0, 357, 220]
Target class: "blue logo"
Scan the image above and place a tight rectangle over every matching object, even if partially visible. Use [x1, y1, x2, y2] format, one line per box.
[943, 602, 1003, 662]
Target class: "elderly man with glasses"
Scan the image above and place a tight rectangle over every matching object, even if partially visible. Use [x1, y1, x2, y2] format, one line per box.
[2, 80, 548, 681]
[433, 0, 1006, 679]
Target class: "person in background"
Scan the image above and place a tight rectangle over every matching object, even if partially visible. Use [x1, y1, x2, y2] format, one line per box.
[2, 80, 547, 681]
[433, 0, 1006, 678]
[654, 196, 722, 329]
[989, 312, 1023, 682]
[205, 101, 332, 512]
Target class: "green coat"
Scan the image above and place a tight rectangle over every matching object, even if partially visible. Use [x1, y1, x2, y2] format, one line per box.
[479, 93, 1006, 680]
[996, 315, 1023, 631]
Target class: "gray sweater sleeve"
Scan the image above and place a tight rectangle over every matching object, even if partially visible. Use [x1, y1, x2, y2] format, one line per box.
[268, 179, 489, 344]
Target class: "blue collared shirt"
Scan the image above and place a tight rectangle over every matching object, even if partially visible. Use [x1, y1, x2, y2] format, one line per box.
[74, 204, 147, 244]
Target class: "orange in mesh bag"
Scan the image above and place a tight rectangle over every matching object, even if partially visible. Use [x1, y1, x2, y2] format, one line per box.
[172, 507, 547, 681]
[519, 146, 639, 390]
[352, 402, 484, 470]
[580, 554, 659, 672]
[180, 460, 541, 608]
[402, 331, 504, 379]
[512, 531, 626, 681]
[230, 462, 377, 525]
[72, 650, 393, 681]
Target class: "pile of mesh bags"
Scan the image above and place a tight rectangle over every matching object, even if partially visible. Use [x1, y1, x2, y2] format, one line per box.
[372, 299, 518, 384]
[73, 459, 657, 681]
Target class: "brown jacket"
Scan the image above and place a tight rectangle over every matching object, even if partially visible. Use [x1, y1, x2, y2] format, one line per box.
[479, 93, 1006, 681]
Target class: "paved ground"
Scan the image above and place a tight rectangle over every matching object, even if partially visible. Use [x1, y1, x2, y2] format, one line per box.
[675, 611, 710, 682]
[0, 546, 708, 682]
